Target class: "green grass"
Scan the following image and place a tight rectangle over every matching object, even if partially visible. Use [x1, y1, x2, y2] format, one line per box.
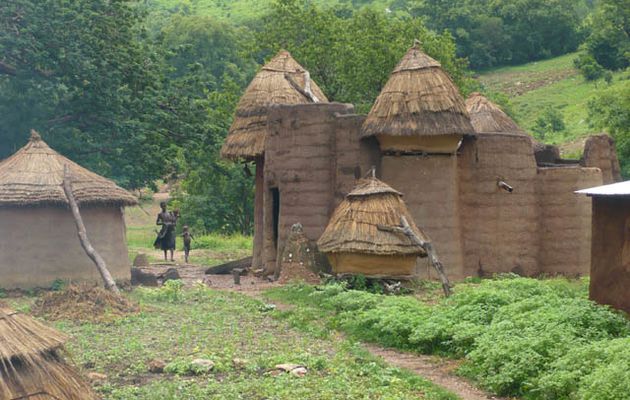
[12, 285, 458, 400]
[478, 52, 627, 147]
[125, 203, 252, 266]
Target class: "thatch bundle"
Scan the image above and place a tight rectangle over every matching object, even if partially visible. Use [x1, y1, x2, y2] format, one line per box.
[0, 307, 98, 399]
[221, 50, 328, 160]
[465, 92, 526, 134]
[362, 44, 473, 141]
[318, 177, 427, 255]
[0, 130, 137, 207]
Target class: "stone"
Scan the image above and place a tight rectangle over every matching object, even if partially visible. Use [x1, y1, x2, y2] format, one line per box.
[86, 372, 107, 384]
[191, 358, 215, 373]
[133, 253, 150, 267]
[160, 267, 181, 282]
[290, 367, 308, 377]
[130, 267, 158, 287]
[148, 359, 166, 373]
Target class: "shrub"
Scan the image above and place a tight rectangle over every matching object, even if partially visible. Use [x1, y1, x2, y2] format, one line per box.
[574, 53, 606, 81]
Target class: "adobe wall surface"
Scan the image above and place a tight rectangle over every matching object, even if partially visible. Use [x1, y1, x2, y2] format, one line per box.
[263, 103, 359, 274]
[536, 167, 602, 276]
[0, 206, 130, 289]
[382, 155, 465, 279]
[252, 157, 264, 269]
[590, 197, 630, 314]
[581, 134, 622, 184]
[458, 134, 540, 277]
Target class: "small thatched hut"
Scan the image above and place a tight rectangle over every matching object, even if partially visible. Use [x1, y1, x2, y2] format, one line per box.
[362, 43, 474, 153]
[318, 177, 427, 277]
[0, 307, 98, 399]
[465, 92, 526, 135]
[220, 50, 328, 271]
[0, 131, 137, 289]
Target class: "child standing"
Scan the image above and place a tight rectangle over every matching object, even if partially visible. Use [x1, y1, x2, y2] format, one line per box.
[182, 225, 194, 264]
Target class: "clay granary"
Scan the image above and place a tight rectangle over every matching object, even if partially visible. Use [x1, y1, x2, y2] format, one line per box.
[222, 45, 621, 280]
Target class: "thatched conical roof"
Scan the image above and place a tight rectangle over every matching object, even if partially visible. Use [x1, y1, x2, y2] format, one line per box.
[318, 178, 428, 256]
[465, 92, 526, 134]
[221, 50, 328, 160]
[0, 307, 99, 400]
[0, 130, 138, 207]
[362, 44, 474, 138]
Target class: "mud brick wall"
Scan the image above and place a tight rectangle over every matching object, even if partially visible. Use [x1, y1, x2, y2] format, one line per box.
[458, 133, 540, 277]
[581, 134, 622, 184]
[252, 157, 264, 269]
[536, 167, 602, 276]
[263, 103, 356, 273]
[0, 207, 130, 289]
[382, 155, 465, 279]
[589, 196, 630, 314]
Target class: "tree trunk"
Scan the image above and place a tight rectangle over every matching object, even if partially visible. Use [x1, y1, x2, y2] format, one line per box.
[378, 216, 452, 297]
[62, 165, 120, 294]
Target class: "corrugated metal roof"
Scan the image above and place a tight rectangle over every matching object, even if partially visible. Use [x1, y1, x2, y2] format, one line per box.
[575, 180, 630, 196]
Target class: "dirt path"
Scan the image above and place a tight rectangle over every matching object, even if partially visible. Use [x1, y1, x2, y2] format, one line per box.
[233, 290, 509, 400]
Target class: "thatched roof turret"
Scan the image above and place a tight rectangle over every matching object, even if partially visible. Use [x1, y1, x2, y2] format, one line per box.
[0, 130, 138, 207]
[362, 44, 474, 139]
[318, 178, 428, 256]
[465, 92, 526, 135]
[0, 307, 98, 399]
[221, 50, 328, 160]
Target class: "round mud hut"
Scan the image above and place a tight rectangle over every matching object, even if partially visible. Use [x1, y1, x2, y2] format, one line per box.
[361, 42, 474, 153]
[0, 131, 137, 289]
[0, 306, 98, 399]
[220, 50, 328, 271]
[317, 177, 428, 277]
[465, 92, 526, 135]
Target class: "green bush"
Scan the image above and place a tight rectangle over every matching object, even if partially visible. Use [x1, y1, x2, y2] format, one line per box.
[270, 277, 630, 398]
[574, 53, 606, 80]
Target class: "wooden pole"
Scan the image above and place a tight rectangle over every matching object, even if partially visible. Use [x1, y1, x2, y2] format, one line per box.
[378, 216, 452, 297]
[62, 165, 120, 294]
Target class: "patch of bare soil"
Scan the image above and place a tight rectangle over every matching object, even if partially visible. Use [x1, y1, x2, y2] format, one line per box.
[32, 285, 139, 322]
[278, 262, 321, 285]
[480, 68, 577, 96]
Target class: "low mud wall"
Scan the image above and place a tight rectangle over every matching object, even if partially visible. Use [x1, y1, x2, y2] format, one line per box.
[536, 167, 602, 276]
[581, 134, 621, 184]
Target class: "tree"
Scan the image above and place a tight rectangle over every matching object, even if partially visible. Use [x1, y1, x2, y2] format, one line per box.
[0, 0, 168, 188]
[583, 0, 630, 71]
[588, 79, 630, 176]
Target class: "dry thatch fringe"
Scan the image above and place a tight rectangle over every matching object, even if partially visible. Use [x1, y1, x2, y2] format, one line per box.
[0, 308, 98, 400]
[465, 92, 526, 135]
[221, 50, 328, 160]
[362, 45, 474, 138]
[0, 130, 138, 208]
[318, 178, 428, 256]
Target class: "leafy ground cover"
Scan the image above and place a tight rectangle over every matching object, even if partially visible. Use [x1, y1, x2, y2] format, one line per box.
[7, 283, 457, 400]
[478, 53, 627, 148]
[265, 276, 630, 399]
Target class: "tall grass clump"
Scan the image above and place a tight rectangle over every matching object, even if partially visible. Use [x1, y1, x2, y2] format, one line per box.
[267, 276, 630, 399]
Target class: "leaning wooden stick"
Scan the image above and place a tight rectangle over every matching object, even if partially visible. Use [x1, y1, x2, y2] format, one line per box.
[62, 165, 120, 294]
[378, 216, 452, 297]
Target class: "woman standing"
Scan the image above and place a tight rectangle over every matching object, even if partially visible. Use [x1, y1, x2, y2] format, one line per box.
[154, 202, 178, 262]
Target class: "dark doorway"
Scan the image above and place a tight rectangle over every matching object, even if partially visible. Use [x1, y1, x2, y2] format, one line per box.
[271, 188, 280, 245]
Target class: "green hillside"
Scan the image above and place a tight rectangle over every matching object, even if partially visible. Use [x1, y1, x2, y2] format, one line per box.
[478, 53, 626, 154]
[147, 0, 397, 23]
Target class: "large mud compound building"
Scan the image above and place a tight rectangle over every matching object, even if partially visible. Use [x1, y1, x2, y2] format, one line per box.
[222, 46, 621, 281]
